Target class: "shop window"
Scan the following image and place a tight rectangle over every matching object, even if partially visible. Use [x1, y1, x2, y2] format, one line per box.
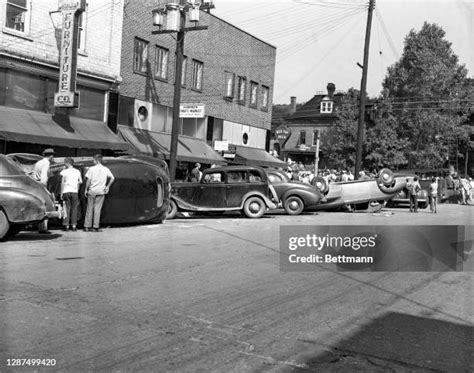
[3, 69, 44, 111]
[191, 59, 203, 91]
[250, 81, 258, 108]
[237, 76, 246, 105]
[224, 71, 235, 100]
[261, 85, 269, 111]
[70, 86, 105, 121]
[118, 96, 135, 127]
[5, 0, 29, 33]
[133, 38, 149, 74]
[154, 46, 169, 80]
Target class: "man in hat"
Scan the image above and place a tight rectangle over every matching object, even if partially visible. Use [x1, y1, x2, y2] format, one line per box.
[33, 148, 55, 233]
[33, 148, 55, 186]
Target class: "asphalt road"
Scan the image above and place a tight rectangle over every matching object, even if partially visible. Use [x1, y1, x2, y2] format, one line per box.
[1, 205, 473, 372]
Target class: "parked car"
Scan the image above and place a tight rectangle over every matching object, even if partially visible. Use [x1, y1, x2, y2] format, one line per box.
[265, 169, 323, 215]
[310, 169, 407, 212]
[167, 166, 277, 219]
[0, 154, 58, 240]
[387, 175, 429, 209]
[48, 157, 170, 225]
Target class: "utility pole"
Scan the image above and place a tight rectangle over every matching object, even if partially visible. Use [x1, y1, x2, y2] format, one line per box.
[152, 0, 214, 181]
[354, 0, 375, 179]
[313, 129, 320, 177]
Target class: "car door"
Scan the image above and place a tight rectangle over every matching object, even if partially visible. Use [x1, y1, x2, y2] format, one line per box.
[192, 171, 226, 209]
[225, 170, 250, 208]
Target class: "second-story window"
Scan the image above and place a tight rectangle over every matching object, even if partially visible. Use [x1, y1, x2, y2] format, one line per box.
[298, 130, 306, 145]
[5, 0, 29, 33]
[238, 76, 246, 104]
[133, 38, 149, 74]
[261, 85, 269, 111]
[181, 56, 187, 86]
[154, 46, 169, 80]
[78, 6, 88, 52]
[224, 71, 235, 99]
[191, 59, 203, 90]
[250, 81, 258, 108]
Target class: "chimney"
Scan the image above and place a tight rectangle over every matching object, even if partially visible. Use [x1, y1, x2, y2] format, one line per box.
[327, 83, 335, 97]
[290, 96, 297, 114]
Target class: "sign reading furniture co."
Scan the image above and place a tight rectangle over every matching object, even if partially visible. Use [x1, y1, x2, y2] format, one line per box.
[54, 0, 86, 108]
[179, 103, 205, 118]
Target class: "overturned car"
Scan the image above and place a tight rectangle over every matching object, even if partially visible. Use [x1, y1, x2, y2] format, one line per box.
[311, 169, 407, 212]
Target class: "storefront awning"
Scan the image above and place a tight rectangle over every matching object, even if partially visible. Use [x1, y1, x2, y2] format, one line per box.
[0, 106, 130, 150]
[230, 145, 288, 169]
[117, 125, 226, 165]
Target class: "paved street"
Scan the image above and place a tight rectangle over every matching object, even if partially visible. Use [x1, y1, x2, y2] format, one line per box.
[1, 205, 473, 372]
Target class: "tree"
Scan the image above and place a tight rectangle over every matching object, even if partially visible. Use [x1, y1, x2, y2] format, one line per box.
[382, 22, 471, 170]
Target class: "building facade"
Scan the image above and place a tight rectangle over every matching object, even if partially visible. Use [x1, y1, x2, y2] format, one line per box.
[0, 0, 128, 156]
[115, 0, 283, 173]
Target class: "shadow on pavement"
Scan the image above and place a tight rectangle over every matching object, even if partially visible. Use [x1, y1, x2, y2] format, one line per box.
[291, 312, 472, 372]
[7, 232, 62, 241]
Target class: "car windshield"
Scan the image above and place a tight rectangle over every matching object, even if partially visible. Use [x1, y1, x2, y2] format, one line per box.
[0, 155, 26, 176]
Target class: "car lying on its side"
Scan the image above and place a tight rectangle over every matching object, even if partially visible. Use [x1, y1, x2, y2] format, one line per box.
[7, 153, 43, 177]
[387, 176, 429, 209]
[0, 154, 58, 240]
[48, 156, 170, 225]
[167, 166, 277, 219]
[265, 169, 323, 215]
[311, 169, 407, 212]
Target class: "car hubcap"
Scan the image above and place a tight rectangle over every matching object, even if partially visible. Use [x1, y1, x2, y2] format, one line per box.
[289, 201, 299, 211]
[249, 202, 261, 213]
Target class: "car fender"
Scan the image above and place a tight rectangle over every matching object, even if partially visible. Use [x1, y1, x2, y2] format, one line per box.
[281, 188, 321, 205]
[240, 192, 276, 210]
[0, 188, 47, 223]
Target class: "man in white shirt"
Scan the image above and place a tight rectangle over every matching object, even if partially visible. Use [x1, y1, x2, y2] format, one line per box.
[33, 148, 55, 186]
[84, 154, 115, 232]
[33, 148, 55, 233]
[60, 157, 82, 231]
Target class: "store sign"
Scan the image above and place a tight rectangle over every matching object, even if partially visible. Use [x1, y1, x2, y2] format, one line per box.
[180, 103, 205, 118]
[275, 124, 291, 146]
[223, 144, 236, 159]
[54, 0, 85, 108]
[214, 140, 229, 152]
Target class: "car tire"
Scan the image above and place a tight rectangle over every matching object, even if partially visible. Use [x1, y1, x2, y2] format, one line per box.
[0, 210, 10, 241]
[283, 196, 304, 215]
[311, 177, 329, 194]
[243, 196, 266, 218]
[167, 199, 178, 219]
[419, 201, 429, 209]
[378, 168, 395, 187]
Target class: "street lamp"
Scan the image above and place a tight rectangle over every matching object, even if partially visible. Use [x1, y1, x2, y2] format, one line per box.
[151, 0, 215, 182]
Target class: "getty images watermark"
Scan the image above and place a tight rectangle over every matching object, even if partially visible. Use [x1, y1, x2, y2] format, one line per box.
[280, 226, 471, 272]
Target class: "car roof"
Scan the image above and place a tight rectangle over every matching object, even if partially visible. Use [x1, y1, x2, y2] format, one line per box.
[204, 165, 266, 173]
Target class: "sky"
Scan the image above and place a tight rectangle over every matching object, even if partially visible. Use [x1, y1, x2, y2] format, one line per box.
[212, 0, 474, 104]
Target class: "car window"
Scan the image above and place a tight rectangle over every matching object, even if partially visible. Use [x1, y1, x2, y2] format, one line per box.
[203, 172, 223, 183]
[268, 173, 283, 183]
[227, 171, 246, 184]
[249, 170, 263, 183]
[0, 156, 24, 176]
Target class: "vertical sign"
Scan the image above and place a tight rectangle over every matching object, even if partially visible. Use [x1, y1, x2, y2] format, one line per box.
[54, 0, 85, 108]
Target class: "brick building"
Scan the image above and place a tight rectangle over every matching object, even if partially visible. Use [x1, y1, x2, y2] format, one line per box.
[115, 0, 285, 174]
[0, 0, 128, 156]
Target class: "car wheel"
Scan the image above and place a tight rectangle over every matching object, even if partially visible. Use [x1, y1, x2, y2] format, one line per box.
[419, 201, 429, 209]
[243, 196, 266, 218]
[378, 168, 395, 187]
[283, 196, 304, 215]
[0, 210, 10, 240]
[312, 177, 329, 194]
[167, 200, 178, 219]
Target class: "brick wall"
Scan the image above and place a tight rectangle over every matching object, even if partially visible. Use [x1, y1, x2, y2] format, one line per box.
[0, 0, 123, 81]
[120, 0, 276, 131]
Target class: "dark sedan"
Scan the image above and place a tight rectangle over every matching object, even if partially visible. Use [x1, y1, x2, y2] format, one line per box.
[48, 156, 170, 225]
[167, 166, 277, 219]
[265, 169, 323, 215]
[0, 154, 58, 240]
